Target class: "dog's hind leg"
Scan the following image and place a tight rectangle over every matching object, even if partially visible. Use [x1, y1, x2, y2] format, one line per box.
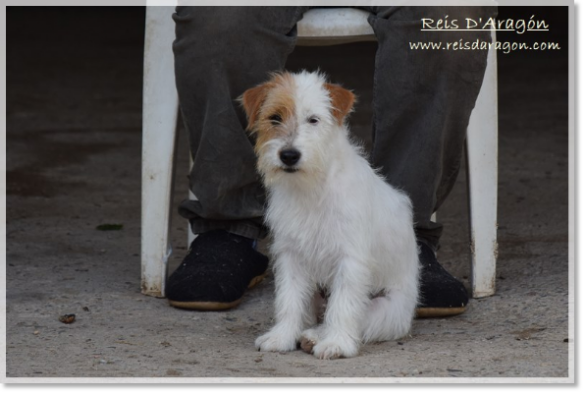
[361, 284, 418, 343]
[298, 291, 327, 354]
[299, 324, 326, 354]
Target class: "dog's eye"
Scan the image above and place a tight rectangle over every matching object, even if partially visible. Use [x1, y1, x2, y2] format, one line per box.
[308, 116, 320, 125]
[269, 114, 282, 125]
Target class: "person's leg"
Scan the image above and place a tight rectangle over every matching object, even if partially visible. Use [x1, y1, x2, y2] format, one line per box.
[168, 6, 308, 309]
[362, 6, 497, 314]
[364, 6, 495, 247]
[173, 6, 309, 239]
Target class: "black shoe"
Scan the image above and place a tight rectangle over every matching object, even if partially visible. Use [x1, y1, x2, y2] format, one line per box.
[166, 230, 269, 311]
[416, 242, 469, 318]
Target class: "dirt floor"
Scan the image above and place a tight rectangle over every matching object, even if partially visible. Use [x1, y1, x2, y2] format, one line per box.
[4, 6, 572, 381]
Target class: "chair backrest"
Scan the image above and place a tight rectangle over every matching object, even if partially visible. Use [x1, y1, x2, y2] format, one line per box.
[296, 8, 375, 46]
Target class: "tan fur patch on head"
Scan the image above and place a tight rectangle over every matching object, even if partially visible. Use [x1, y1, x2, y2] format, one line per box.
[324, 83, 355, 126]
[240, 82, 272, 130]
[240, 73, 297, 153]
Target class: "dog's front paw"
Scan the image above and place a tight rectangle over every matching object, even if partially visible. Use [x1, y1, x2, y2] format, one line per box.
[255, 329, 297, 353]
[312, 336, 360, 360]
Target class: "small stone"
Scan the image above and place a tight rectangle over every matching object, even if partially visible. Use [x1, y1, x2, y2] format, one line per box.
[59, 314, 76, 324]
[166, 369, 182, 376]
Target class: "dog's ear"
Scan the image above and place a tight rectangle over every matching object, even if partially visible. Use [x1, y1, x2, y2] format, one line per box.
[240, 83, 272, 132]
[325, 83, 355, 126]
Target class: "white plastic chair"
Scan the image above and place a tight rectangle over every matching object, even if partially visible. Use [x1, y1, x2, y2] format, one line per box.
[141, 7, 498, 299]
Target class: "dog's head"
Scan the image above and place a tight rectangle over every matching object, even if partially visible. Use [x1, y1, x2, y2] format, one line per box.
[240, 71, 355, 183]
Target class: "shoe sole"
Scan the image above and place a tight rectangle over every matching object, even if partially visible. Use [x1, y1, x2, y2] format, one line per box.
[416, 306, 467, 318]
[170, 273, 466, 317]
[168, 272, 267, 311]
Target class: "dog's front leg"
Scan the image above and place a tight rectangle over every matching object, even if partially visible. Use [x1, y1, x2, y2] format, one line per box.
[255, 251, 313, 353]
[311, 257, 370, 359]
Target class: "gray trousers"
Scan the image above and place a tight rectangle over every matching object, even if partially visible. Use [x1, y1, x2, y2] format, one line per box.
[172, 6, 496, 249]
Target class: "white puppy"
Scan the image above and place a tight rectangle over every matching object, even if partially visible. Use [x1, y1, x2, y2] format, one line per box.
[240, 71, 419, 359]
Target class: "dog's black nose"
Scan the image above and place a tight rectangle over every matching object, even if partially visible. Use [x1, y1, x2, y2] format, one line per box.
[279, 149, 301, 166]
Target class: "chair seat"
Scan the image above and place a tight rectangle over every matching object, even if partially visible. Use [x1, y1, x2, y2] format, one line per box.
[296, 8, 375, 46]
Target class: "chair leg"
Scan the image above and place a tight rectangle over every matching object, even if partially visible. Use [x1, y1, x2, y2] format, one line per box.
[466, 30, 498, 298]
[141, 6, 179, 298]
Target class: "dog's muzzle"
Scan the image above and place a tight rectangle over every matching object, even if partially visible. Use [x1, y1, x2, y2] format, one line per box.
[279, 149, 301, 172]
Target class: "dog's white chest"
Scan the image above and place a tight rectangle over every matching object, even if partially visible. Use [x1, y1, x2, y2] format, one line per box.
[266, 185, 351, 279]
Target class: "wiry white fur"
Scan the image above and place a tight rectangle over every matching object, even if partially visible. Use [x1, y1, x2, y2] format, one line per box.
[253, 71, 420, 359]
